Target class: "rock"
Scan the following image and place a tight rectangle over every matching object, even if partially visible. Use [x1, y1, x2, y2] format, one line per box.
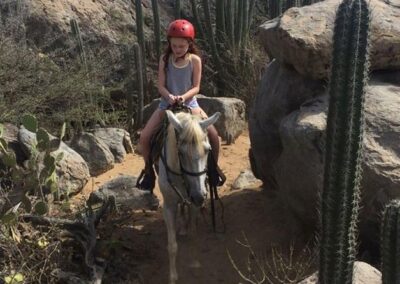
[298, 261, 381, 284]
[249, 60, 325, 189]
[142, 96, 247, 143]
[231, 169, 261, 190]
[87, 175, 159, 211]
[1, 123, 27, 165]
[274, 79, 400, 237]
[197, 95, 247, 143]
[69, 132, 114, 176]
[91, 128, 133, 163]
[257, 0, 400, 79]
[18, 127, 90, 196]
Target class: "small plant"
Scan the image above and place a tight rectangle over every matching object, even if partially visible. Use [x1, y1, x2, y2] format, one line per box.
[0, 114, 65, 219]
[228, 233, 316, 283]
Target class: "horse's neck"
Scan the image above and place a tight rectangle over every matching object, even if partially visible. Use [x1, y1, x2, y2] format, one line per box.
[165, 125, 180, 173]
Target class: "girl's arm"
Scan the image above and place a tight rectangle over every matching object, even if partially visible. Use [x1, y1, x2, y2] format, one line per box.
[158, 56, 175, 104]
[180, 54, 201, 102]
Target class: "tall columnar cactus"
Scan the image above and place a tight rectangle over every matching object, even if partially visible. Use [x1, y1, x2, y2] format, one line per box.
[151, 0, 161, 61]
[174, 0, 181, 19]
[133, 43, 144, 128]
[381, 200, 400, 284]
[189, 0, 205, 40]
[70, 19, 87, 68]
[202, 0, 225, 95]
[132, 0, 148, 103]
[319, 0, 370, 283]
[216, 0, 226, 45]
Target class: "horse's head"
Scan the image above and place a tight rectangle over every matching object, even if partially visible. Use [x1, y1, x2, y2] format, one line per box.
[166, 110, 220, 207]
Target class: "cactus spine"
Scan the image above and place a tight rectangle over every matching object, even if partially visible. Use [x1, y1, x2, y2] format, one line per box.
[319, 0, 370, 283]
[381, 200, 400, 284]
[151, 0, 161, 61]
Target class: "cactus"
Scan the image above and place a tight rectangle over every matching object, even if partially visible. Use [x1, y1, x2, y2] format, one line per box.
[202, 0, 225, 95]
[0, 115, 65, 215]
[189, 0, 205, 40]
[381, 200, 400, 284]
[174, 0, 181, 19]
[133, 43, 144, 128]
[225, 0, 235, 46]
[216, 0, 226, 45]
[151, 0, 161, 60]
[70, 19, 87, 68]
[132, 0, 148, 103]
[319, 0, 370, 283]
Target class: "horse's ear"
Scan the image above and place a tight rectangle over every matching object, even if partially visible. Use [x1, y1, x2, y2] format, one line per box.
[199, 112, 221, 130]
[166, 110, 183, 132]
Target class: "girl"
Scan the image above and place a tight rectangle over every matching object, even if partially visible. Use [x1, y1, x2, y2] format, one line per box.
[137, 19, 222, 191]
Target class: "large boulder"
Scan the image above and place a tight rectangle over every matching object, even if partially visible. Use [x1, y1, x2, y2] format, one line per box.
[257, 0, 400, 79]
[87, 175, 159, 211]
[248, 60, 325, 187]
[18, 127, 90, 195]
[91, 128, 133, 163]
[298, 261, 381, 284]
[69, 132, 115, 176]
[274, 78, 400, 238]
[142, 96, 247, 142]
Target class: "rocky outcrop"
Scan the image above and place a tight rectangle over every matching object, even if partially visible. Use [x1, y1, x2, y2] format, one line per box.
[251, 0, 400, 251]
[249, 60, 324, 186]
[258, 0, 400, 79]
[274, 80, 400, 232]
[142, 96, 247, 143]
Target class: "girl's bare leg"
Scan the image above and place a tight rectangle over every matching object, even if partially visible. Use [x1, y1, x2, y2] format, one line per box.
[191, 107, 220, 162]
[139, 108, 165, 162]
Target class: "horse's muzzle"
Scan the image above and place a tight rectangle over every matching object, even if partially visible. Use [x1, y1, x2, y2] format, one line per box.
[191, 191, 206, 207]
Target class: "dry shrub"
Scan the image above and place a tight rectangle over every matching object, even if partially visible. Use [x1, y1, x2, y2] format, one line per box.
[228, 233, 317, 283]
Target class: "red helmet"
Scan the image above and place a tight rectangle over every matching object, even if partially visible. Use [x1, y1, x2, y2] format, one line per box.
[167, 19, 195, 40]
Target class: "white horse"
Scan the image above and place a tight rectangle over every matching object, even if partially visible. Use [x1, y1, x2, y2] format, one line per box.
[159, 110, 220, 284]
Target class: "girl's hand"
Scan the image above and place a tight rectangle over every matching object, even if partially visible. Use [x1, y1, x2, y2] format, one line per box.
[167, 94, 176, 105]
[176, 96, 185, 103]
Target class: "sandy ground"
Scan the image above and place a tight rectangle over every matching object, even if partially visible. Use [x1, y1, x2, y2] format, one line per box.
[76, 131, 314, 284]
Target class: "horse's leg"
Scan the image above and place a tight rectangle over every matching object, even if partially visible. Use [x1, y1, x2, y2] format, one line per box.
[163, 205, 178, 284]
[187, 206, 202, 269]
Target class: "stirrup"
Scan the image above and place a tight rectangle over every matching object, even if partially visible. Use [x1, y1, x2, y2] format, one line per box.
[136, 168, 156, 192]
[215, 165, 226, 187]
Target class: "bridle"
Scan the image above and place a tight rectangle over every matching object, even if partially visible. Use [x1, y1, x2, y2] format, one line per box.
[159, 126, 208, 206]
[160, 104, 226, 233]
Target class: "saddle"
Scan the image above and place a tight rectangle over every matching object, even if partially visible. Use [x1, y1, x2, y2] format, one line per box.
[136, 102, 226, 191]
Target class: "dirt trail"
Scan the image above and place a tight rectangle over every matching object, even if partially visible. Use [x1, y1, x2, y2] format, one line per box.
[77, 131, 311, 284]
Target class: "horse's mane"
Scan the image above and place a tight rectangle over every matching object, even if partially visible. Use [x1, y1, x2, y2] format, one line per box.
[167, 112, 207, 157]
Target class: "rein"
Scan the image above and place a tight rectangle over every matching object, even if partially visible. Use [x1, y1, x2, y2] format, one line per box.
[161, 104, 225, 233]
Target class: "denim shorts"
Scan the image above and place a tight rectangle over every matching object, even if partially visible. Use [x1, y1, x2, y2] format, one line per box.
[159, 97, 200, 110]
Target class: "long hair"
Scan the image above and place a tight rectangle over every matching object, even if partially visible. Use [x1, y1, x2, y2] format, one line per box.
[162, 38, 201, 70]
